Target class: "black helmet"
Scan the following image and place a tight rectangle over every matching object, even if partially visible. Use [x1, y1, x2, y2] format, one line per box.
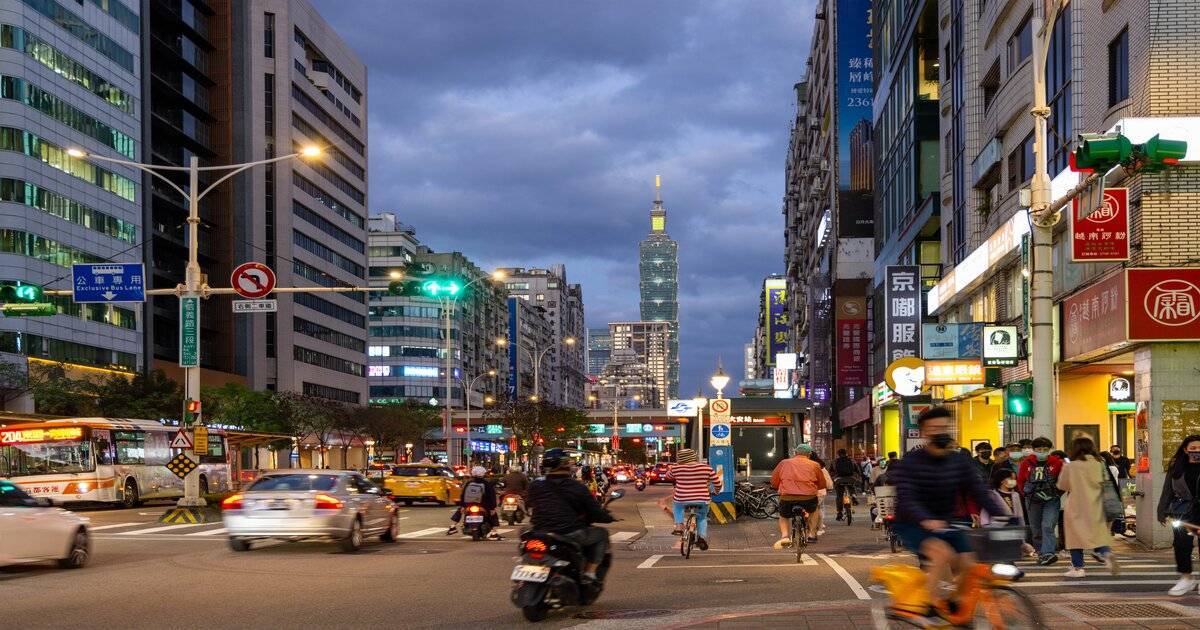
[541, 448, 571, 471]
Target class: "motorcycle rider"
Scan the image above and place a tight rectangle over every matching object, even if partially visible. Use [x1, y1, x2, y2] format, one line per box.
[446, 466, 501, 539]
[502, 465, 531, 497]
[527, 448, 615, 582]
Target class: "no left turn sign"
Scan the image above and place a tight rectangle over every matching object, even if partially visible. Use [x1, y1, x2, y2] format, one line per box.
[231, 262, 276, 299]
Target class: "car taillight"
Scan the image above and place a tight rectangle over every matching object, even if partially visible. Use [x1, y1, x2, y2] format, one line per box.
[884, 515, 894, 522]
[314, 493, 343, 510]
[523, 539, 547, 561]
[467, 505, 483, 514]
[221, 494, 244, 510]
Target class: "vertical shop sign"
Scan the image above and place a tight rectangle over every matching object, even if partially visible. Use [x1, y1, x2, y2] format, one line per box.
[884, 266, 921, 362]
[836, 296, 868, 386]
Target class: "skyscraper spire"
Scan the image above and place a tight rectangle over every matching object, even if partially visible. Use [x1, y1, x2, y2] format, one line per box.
[655, 174, 662, 203]
[650, 175, 666, 233]
[640, 174, 679, 398]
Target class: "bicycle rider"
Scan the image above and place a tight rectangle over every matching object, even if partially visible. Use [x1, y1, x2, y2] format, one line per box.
[894, 406, 1010, 616]
[832, 448, 860, 521]
[770, 443, 831, 548]
[666, 448, 722, 551]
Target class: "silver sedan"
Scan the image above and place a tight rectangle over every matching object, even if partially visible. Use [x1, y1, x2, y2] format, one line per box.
[222, 470, 399, 552]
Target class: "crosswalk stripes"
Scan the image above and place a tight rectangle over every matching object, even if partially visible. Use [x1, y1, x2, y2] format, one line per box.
[185, 527, 227, 536]
[397, 527, 446, 539]
[88, 521, 639, 542]
[611, 531, 639, 542]
[1008, 555, 1181, 589]
[88, 522, 143, 531]
[116, 522, 212, 535]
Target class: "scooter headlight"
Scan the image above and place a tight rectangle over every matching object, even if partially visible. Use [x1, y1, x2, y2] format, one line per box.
[991, 563, 1022, 578]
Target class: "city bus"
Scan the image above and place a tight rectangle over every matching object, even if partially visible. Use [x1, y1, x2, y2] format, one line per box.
[0, 418, 230, 507]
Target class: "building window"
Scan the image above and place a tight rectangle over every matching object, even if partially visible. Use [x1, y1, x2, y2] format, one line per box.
[295, 292, 366, 328]
[1047, 4, 1073, 175]
[19, 0, 134, 71]
[1108, 28, 1129, 106]
[294, 317, 366, 352]
[980, 61, 1001, 112]
[0, 229, 102, 268]
[0, 127, 136, 201]
[0, 331, 136, 371]
[1007, 14, 1032, 74]
[263, 13, 275, 58]
[303, 382, 360, 404]
[0, 25, 135, 114]
[290, 83, 364, 155]
[0, 178, 136, 243]
[265, 313, 276, 358]
[294, 202, 365, 253]
[294, 174, 365, 229]
[293, 230, 365, 278]
[294, 345, 365, 377]
[1007, 132, 1035, 192]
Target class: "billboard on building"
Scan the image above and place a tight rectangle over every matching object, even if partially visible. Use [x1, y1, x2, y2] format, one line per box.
[884, 266, 922, 363]
[835, 296, 868, 386]
[836, 0, 875, 238]
[507, 297, 518, 399]
[765, 278, 788, 365]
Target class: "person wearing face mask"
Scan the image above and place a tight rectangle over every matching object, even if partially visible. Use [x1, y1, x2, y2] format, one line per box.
[1017, 436, 1065, 565]
[982, 468, 1037, 557]
[894, 407, 1008, 614]
[1110, 446, 1132, 479]
[1158, 434, 1200, 596]
[972, 442, 994, 483]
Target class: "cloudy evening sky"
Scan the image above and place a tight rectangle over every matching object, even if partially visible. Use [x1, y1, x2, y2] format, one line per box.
[310, 1, 815, 396]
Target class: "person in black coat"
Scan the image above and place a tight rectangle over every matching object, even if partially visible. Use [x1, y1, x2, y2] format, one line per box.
[528, 449, 615, 581]
[1159, 435, 1200, 596]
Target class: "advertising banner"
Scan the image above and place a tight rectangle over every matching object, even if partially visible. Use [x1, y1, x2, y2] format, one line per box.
[1071, 188, 1129, 262]
[836, 296, 868, 386]
[765, 278, 788, 365]
[835, 0, 875, 238]
[1062, 271, 1125, 360]
[982, 325, 1019, 367]
[1126, 268, 1200, 341]
[925, 360, 985, 385]
[921, 322, 984, 359]
[884, 266, 921, 362]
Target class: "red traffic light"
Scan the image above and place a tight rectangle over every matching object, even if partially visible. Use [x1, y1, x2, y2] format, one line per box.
[185, 399, 201, 413]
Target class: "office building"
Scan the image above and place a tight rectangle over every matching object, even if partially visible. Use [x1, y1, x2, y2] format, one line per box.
[1, 0, 144, 409]
[608, 320, 669, 409]
[229, 0, 370, 402]
[783, 0, 875, 456]
[367, 213, 509, 409]
[586, 326, 611, 376]
[506, 296, 553, 403]
[638, 177, 679, 398]
[499, 265, 586, 407]
[592, 348, 659, 410]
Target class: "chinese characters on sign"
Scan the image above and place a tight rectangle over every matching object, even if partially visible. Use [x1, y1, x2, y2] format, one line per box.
[884, 266, 922, 363]
[1126, 268, 1200, 341]
[924, 360, 985, 385]
[836, 296, 868, 386]
[1062, 271, 1126, 360]
[765, 279, 788, 365]
[179, 296, 199, 368]
[1071, 188, 1129, 262]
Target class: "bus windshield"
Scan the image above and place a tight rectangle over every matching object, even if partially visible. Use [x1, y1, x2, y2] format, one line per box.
[0, 439, 94, 477]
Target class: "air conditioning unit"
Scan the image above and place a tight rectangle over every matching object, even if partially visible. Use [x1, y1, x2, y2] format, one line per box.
[309, 70, 332, 90]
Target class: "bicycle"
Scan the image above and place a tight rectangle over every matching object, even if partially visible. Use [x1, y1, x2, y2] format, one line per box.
[788, 507, 810, 563]
[735, 482, 779, 519]
[679, 505, 700, 559]
[870, 523, 1041, 629]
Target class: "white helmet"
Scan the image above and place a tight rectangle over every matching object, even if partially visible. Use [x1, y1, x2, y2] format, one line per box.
[471, 466, 487, 477]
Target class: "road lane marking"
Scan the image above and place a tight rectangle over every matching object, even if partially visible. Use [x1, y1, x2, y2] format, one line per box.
[637, 554, 664, 569]
[89, 522, 143, 531]
[1021, 571, 1177, 577]
[185, 527, 227, 536]
[817, 553, 872, 600]
[398, 517, 410, 520]
[117, 523, 212, 535]
[1018, 579, 1179, 587]
[611, 531, 639, 542]
[397, 527, 446, 539]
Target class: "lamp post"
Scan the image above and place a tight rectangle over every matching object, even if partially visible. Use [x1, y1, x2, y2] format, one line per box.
[462, 368, 497, 464]
[69, 147, 324, 507]
[707, 362, 731, 464]
[610, 392, 641, 460]
[692, 392, 708, 463]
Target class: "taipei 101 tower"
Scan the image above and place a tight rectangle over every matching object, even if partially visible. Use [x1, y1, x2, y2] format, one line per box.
[638, 176, 680, 398]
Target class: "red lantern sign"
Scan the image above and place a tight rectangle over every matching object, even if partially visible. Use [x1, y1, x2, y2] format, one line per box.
[1071, 188, 1129, 262]
[1127, 268, 1200, 341]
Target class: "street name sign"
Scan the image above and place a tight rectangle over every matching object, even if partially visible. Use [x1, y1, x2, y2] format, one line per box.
[232, 299, 277, 313]
[72, 263, 145, 303]
[179, 296, 199, 367]
[231, 262, 276, 299]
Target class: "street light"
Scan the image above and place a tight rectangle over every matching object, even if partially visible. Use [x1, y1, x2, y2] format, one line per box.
[462, 368, 498, 463]
[67, 145, 321, 507]
[710, 361, 730, 398]
[692, 392, 708, 462]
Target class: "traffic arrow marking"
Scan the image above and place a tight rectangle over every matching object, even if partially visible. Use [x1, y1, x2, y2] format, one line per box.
[102, 291, 116, 300]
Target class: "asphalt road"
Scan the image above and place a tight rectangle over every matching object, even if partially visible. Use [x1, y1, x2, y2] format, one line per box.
[3, 483, 1193, 628]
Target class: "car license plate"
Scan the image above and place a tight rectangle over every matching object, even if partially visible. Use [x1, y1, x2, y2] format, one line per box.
[465, 515, 484, 523]
[511, 565, 550, 582]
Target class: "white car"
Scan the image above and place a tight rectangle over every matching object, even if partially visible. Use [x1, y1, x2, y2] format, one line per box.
[0, 479, 90, 569]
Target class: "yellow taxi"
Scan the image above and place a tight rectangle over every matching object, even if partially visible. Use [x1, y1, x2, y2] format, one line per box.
[382, 464, 463, 506]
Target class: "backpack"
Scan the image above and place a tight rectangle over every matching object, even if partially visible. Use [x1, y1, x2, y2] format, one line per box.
[462, 480, 486, 504]
[1023, 460, 1060, 502]
[834, 457, 856, 478]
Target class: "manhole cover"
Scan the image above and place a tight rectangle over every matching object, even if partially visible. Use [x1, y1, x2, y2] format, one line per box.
[574, 609, 675, 620]
[1066, 603, 1184, 619]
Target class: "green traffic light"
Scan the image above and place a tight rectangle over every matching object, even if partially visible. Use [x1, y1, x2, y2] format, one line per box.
[421, 278, 463, 297]
[13, 285, 42, 302]
[1135, 134, 1188, 171]
[1073, 133, 1132, 172]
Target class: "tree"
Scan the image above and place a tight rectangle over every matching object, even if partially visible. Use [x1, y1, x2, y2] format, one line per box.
[0, 358, 30, 410]
[202, 383, 280, 431]
[277, 392, 345, 466]
[92, 369, 182, 420]
[355, 401, 441, 460]
[29, 362, 96, 416]
[486, 398, 590, 450]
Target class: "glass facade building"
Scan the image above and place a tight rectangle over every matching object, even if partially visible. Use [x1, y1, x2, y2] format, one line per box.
[638, 181, 679, 398]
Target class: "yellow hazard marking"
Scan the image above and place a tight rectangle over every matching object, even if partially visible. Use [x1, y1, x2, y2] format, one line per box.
[707, 501, 737, 524]
[159, 508, 201, 524]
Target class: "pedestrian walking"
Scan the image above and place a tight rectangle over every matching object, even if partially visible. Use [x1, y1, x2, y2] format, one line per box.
[1055, 437, 1117, 577]
[1158, 434, 1200, 596]
[981, 468, 1037, 558]
[972, 442, 995, 483]
[1017, 436, 1065, 565]
[1110, 445, 1133, 479]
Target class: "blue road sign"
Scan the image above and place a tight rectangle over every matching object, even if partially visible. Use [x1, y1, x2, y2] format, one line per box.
[708, 446, 735, 503]
[72, 263, 145, 303]
[711, 424, 731, 440]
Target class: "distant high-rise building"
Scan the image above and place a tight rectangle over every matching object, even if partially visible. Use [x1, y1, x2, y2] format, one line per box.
[593, 348, 659, 409]
[1, 0, 145, 410]
[498, 266, 586, 407]
[609, 321, 670, 408]
[507, 297, 554, 403]
[638, 176, 679, 398]
[586, 327, 611, 376]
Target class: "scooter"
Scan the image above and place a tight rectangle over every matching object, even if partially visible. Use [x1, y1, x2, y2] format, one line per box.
[462, 503, 493, 541]
[510, 490, 624, 622]
[501, 493, 526, 525]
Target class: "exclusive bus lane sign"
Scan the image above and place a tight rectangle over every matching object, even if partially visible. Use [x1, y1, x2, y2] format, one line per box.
[72, 263, 145, 303]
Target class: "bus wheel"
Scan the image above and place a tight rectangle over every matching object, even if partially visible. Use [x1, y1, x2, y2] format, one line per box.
[121, 480, 140, 509]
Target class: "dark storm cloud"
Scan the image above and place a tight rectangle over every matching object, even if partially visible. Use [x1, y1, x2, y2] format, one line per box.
[311, 0, 814, 394]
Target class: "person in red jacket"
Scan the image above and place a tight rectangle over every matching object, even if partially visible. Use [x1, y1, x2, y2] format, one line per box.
[1017, 437, 1066, 565]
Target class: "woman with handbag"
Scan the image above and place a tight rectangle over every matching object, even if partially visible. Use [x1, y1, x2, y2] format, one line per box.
[1158, 434, 1200, 596]
[1055, 437, 1118, 578]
